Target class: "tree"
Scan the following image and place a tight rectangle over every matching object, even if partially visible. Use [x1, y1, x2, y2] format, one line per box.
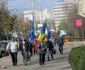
[0, 0, 17, 35]
[14, 14, 32, 37]
[59, 3, 85, 37]
[0, 0, 33, 38]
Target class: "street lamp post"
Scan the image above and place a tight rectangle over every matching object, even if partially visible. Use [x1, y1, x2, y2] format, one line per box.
[36, 0, 45, 23]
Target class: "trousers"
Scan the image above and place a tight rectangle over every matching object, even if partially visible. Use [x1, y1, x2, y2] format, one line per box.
[22, 50, 28, 65]
[10, 52, 17, 66]
[39, 53, 45, 65]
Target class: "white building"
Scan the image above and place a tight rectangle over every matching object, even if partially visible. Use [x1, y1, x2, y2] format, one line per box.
[24, 9, 54, 23]
[54, 2, 72, 27]
[78, 0, 85, 17]
[54, 0, 79, 28]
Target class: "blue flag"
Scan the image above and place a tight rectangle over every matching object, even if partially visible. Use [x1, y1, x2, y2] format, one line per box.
[29, 17, 36, 42]
[47, 27, 51, 39]
[41, 23, 47, 34]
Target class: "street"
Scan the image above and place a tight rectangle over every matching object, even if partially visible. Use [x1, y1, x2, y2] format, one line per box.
[0, 42, 85, 70]
[0, 0, 84, 70]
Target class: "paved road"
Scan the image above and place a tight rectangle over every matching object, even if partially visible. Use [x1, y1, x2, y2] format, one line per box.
[0, 42, 85, 70]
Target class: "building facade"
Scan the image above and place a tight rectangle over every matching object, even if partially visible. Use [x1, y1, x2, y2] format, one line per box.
[24, 9, 54, 23]
[54, 0, 79, 28]
[78, 0, 85, 17]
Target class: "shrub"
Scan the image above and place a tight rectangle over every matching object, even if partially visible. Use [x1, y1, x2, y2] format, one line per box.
[69, 46, 85, 70]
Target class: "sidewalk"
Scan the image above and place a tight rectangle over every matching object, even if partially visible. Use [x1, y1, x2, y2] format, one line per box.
[0, 44, 73, 70]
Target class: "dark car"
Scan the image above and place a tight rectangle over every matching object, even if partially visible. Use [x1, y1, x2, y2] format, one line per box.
[0, 41, 9, 58]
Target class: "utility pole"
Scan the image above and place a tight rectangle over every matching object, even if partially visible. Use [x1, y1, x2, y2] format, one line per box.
[40, 5, 43, 24]
[36, 0, 45, 24]
[0, 0, 4, 8]
[31, 0, 36, 34]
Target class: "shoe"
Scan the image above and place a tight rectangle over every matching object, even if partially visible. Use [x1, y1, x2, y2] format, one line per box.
[13, 64, 15, 66]
[48, 59, 50, 61]
[60, 52, 63, 54]
[39, 63, 42, 65]
[15, 65, 17, 66]
[13, 63, 15, 66]
[52, 58, 54, 60]
[43, 63, 45, 65]
[13, 64, 17, 66]
[15, 64, 17, 66]
[24, 63, 27, 66]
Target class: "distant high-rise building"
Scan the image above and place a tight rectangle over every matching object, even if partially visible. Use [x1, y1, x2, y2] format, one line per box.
[78, 0, 85, 17]
[24, 9, 54, 23]
[54, 0, 79, 29]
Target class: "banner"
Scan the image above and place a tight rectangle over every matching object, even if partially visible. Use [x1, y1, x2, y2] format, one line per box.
[60, 30, 66, 35]
[76, 19, 82, 27]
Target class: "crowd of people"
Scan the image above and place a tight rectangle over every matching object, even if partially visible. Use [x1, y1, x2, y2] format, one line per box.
[6, 31, 64, 66]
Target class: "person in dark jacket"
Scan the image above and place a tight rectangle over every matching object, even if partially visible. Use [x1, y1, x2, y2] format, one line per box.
[38, 38, 46, 65]
[19, 37, 29, 65]
[57, 31, 64, 54]
[45, 37, 54, 61]
[29, 41, 33, 57]
[54, 37, 57, 46]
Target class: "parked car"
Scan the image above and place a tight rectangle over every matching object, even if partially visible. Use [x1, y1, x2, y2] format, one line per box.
[0, 41, 9, 58]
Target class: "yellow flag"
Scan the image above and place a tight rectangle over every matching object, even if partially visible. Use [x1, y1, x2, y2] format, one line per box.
[37, 34, 46, 41]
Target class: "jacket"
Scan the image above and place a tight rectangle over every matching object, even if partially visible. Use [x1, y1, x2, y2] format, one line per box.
[46, 40, 54, 51]
[19, 40, 29, 54]
[38, 42, 46, 54]
[6, 41, 18, 53]
[57, 36, 64, 46]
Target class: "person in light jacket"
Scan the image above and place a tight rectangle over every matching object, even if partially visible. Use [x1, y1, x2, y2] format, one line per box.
[6, 38, 18, 66]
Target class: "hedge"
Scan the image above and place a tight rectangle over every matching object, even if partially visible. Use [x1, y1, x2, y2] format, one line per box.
[69, 46, 85, 70]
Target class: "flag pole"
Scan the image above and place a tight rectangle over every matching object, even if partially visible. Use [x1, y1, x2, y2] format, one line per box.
[31, 0, 36, 34]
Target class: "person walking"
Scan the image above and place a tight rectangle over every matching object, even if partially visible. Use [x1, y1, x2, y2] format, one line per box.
[54, 36, 58, 46]
[57, 31, 64, 54]
[6, 38, 18, 66]
[29, 41, 33, 57]
[33, 39, 38, 55]
[45, 37, 54, 61]
[38, 38, 46, 65]
[19, 37, 29, 65]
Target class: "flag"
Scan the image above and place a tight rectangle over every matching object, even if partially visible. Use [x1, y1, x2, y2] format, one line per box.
[29, 17, 36, 42]
[41, 23, 47, 34]
[30, 17, 34, 32]
[47, 26, 51, 39]
[37, 23, 47, 41]
[37, 34, 46, 41]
